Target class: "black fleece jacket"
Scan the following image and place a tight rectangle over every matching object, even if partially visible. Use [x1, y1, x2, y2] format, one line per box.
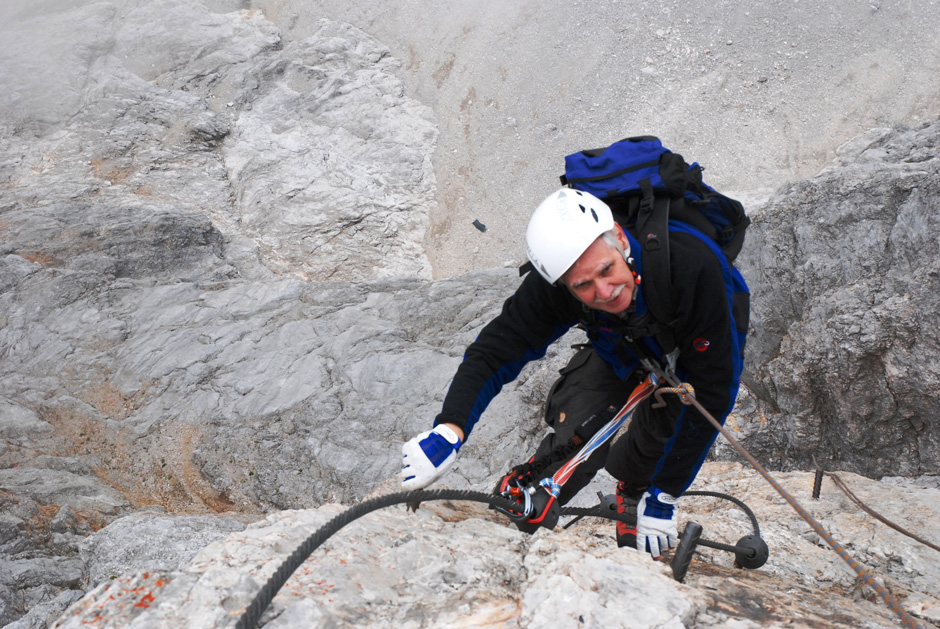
[434, 227, 746, 496]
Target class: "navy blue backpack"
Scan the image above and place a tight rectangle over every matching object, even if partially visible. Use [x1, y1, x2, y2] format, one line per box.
[560, 135, 750, 364]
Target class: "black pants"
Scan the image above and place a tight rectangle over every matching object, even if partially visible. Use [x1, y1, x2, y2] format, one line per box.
[532, 346, 681, 505]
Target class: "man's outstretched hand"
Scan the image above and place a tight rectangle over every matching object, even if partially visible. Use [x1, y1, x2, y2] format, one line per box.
[401, 424, 463, 490]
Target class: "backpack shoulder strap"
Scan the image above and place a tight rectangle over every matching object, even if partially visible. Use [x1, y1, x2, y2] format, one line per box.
[631, 183, 677, 357]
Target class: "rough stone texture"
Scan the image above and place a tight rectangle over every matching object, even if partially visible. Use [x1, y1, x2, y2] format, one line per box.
[53, 465, 940, 628]
[3, 589, 84, 629]
[0, 2, 435, 283]
[78, 512, 252, 589]
[0, 264, 558, 512]
[253, 0, 940, 279]
[734, 120, 940, 478]
[214, 21, 437, 281]
[0, 3, 441, 624]
[1, 1, 939, 627]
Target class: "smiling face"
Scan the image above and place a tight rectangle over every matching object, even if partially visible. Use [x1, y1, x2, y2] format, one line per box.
[562, 228, 636, 315]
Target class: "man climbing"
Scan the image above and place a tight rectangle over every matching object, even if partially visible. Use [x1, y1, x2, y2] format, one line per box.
[401, 186, 747, 558]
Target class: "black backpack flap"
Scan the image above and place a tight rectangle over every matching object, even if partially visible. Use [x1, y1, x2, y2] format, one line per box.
[657, 151, 693, 197]
[711, 195, 749, 262]
[688, 193, 750, 263]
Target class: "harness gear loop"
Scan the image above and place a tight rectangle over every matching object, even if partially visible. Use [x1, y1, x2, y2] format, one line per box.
[652, 382, 696, 408]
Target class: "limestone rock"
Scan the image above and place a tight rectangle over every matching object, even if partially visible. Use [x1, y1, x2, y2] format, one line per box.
[79, 512, 253, 589]
[1, 4, 439, 624]
[218, 21, 438, 282]
[737, 120, 940, 478]
[54, 464, 940, 628]
[3, 589, 84, 629]
[0, 5, 435, 284]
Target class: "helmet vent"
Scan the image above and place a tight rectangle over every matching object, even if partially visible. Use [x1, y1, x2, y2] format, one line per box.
[527, 187, 614, 284]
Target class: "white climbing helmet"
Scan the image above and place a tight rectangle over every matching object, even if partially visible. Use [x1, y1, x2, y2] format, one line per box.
[526, 188, 618, 284]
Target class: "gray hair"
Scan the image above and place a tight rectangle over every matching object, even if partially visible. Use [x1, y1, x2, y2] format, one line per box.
[601, 229, 627, 260]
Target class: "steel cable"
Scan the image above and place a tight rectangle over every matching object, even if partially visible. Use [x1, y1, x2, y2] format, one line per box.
[656, 375, 925, 629]
[823, 470, 940, 555]
[234, 487, 761, 628]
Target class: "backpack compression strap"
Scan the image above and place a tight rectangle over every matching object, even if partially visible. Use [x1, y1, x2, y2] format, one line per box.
[633, 179, 678, 357]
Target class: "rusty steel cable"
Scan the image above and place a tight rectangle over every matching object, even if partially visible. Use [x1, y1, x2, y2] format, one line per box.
[821, 468, 940, 555]
[657, 373, 926, 629]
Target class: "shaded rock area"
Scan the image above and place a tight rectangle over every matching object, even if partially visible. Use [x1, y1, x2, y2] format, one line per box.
[733, 120, 940, 478]
[52, 465, 940, 628]
[1, 0, 939, 627]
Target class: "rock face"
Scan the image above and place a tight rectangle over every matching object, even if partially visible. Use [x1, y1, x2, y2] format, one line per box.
[51, 466, 940, 628]
[736, 120, 940, 479]
[0, 4, 556, 625]
[253, 0, 940, 278]
[0, 4, 435, 283]
[1, 0, 939, 627]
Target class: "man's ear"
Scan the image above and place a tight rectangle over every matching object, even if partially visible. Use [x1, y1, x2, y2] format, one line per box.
[613, 223, 629, 250]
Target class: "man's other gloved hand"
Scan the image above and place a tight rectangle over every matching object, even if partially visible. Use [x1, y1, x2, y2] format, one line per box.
[401, 425, 462, 490]
[636, 487, 679, 558]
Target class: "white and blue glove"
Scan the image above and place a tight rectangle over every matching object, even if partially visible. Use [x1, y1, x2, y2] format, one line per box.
[636, 487, 679, 558]
[401, 424, 462, 490]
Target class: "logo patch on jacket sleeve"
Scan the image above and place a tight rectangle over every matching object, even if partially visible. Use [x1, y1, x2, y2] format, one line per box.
[693, 337, 710, 352]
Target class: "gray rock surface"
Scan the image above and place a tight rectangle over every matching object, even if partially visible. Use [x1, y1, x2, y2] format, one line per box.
[1, 0, 939, 627]
[0, 5, 566, 623]
[253, 0, 940, 278]
[54, 465, 940, 628]
[78, 511, 251, 589]
[1, 2, 435, 283]
[735, 120, 940, 478]
[4, 589, 84, 629]
[0, 3, 442, 624]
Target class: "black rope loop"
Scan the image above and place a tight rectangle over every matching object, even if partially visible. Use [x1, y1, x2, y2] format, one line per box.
[235, 489, 522, 629]
[235, 487, 765, 628]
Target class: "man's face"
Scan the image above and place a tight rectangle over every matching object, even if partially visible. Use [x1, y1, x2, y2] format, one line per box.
[562, 230, 635, 315]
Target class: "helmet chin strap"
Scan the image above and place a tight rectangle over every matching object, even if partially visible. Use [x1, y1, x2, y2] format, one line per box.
[624, 254, 641, 286]
[611, 252, 641, 319]
[605, 228, 640, 285]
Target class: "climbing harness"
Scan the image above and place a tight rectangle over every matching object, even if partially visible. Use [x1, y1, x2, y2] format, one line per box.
[492, 372, 770, 580]
[493, 373, 659, 531]
[234, 372, 927, 629]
